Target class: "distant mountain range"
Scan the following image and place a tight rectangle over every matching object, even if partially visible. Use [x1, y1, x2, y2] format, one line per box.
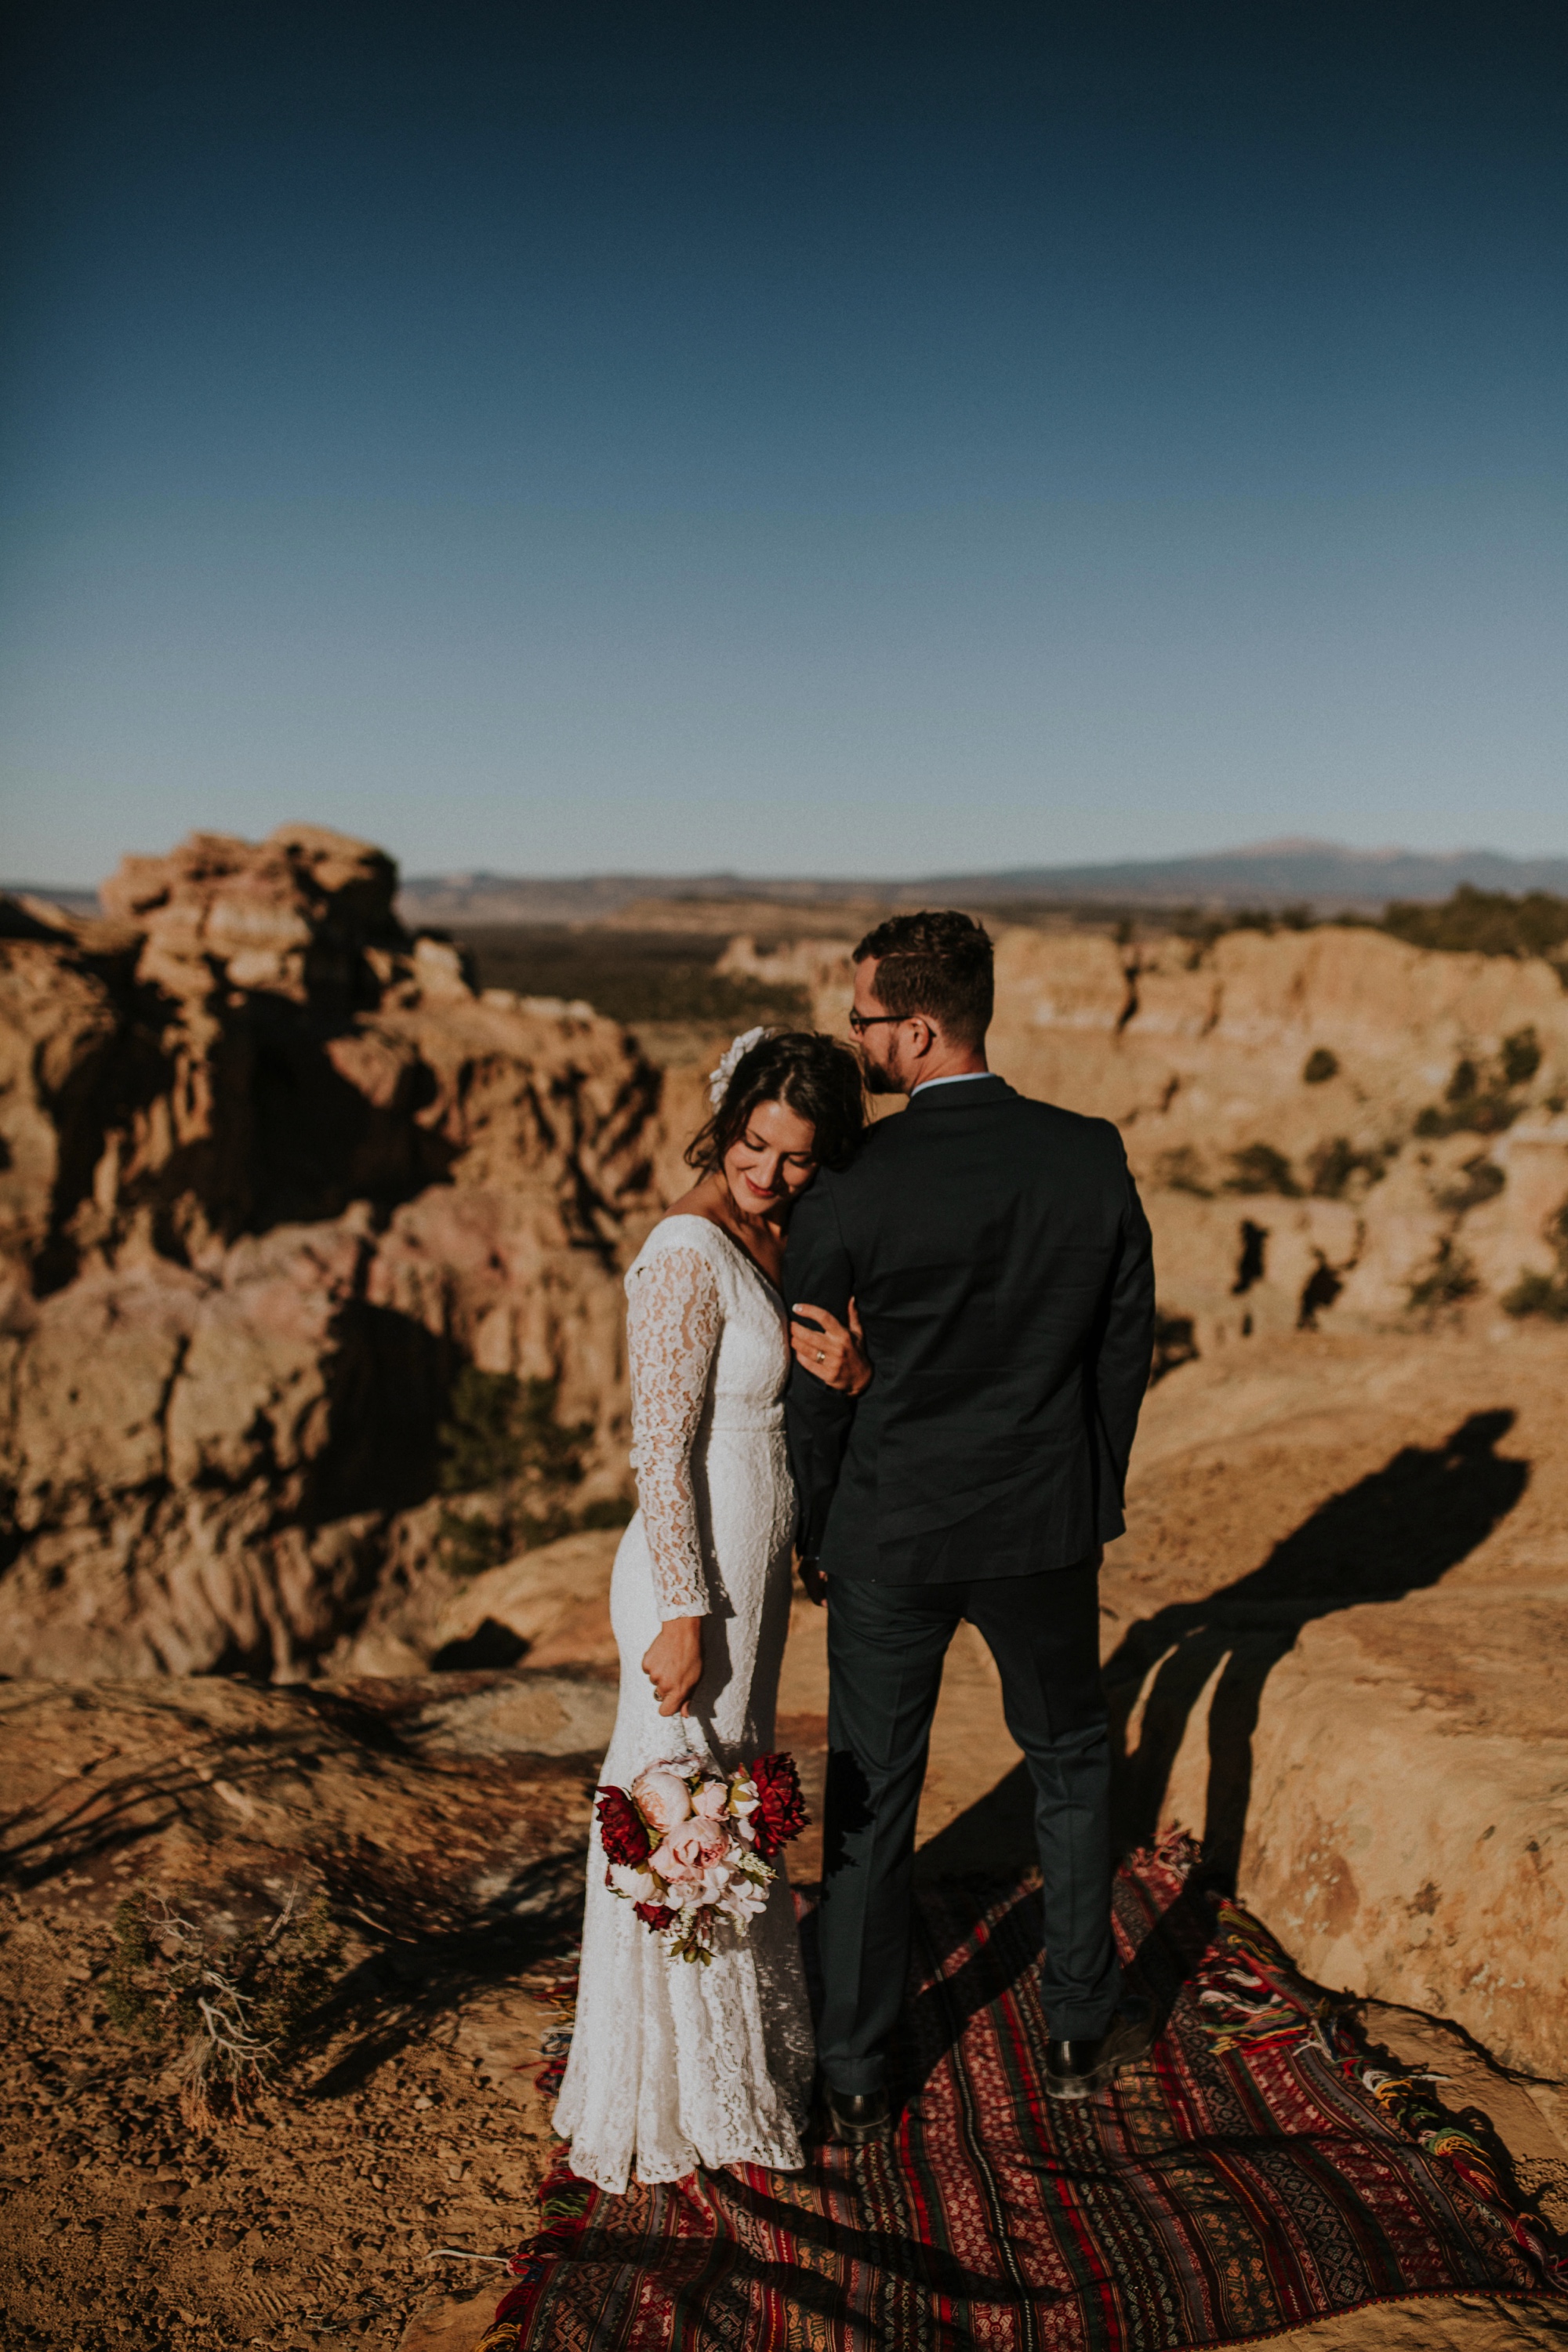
[9, 840, 1566, 931]
[923, 840, 1568, 909]
[393, 840, 1568, 925]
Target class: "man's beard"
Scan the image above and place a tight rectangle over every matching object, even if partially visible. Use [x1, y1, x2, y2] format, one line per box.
[864, 1059, 902, 1095]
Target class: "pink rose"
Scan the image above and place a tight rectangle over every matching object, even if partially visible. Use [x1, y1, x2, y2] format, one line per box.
[648, 1817, 729, 1883]
[631, 1768, 692, 1835]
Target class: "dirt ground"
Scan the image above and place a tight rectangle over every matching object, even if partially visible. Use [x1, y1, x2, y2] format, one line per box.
[4, 1330, 1567, 2351]
[0, 1673, 603, 2351]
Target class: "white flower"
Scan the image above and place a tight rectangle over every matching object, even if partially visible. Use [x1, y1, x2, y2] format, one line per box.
[608, 1863, 658, 1903]
[717, 1877, 768, 1925]
[707, 1026, 769, 1109]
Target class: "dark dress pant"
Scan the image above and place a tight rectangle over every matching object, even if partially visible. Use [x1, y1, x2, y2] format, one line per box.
[816, 1559, 1120, 2094]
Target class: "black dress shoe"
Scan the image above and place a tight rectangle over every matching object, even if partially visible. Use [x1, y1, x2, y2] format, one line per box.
[825, 2085, 892, 2146]
[1045, 1998, 1156, 2101]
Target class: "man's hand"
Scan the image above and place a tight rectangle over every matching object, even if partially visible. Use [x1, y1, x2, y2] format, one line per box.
[790, 1298, 871, 1394]
[797, 1558, 827, 1606]
[641, 1616, 703, 1717]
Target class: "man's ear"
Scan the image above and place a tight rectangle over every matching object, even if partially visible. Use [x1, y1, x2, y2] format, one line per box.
[906, 1016, 937, 1062]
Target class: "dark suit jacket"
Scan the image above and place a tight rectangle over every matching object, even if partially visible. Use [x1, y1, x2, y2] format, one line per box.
[783, 1075, 1155, 1583]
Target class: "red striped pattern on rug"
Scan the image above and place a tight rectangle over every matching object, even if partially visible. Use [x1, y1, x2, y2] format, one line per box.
[477, 1841, 1562, 2350]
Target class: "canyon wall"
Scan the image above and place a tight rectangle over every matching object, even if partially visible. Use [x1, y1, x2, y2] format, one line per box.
[9, 870, 1568, 1694]
[722, 921, 1568, 1352]
[0, 828, 670, 1679]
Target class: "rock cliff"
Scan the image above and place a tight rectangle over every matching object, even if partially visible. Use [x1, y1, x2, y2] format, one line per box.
[722, 920, 1568, 1351]
[0, 828, 666, 1679]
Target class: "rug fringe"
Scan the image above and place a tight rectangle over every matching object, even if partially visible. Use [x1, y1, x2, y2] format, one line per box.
[1191, 1888, 1567, 2291]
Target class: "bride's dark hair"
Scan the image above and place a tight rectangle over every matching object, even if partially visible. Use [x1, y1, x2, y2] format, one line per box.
[686, 1030, 867, 1177]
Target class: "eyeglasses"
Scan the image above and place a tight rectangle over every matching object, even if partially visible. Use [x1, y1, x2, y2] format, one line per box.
[847, 1010, 910, 1034]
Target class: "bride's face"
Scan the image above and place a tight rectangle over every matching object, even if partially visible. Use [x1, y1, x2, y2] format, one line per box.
[722, 1097, 818, 1213]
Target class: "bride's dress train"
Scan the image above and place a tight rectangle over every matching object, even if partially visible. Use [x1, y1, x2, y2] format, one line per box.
[552, 1216, 815, 2191]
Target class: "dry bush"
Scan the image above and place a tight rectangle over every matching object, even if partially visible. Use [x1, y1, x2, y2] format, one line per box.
[105, 1880, 342, 2129]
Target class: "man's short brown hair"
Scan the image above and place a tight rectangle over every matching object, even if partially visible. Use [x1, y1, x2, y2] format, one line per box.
[852, 909, 994, 1049]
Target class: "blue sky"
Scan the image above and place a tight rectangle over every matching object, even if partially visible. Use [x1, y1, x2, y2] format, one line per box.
[2, 2, 1565, 887]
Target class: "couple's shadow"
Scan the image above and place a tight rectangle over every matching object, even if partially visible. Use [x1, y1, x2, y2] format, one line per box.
[902, 1407, 1527, 2059]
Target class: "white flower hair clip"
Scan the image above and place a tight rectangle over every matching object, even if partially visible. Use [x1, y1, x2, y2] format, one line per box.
[708, 1026, 769, 1108]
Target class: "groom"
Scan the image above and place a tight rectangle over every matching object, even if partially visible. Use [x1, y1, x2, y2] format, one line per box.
[784, 909, 1156, 2144]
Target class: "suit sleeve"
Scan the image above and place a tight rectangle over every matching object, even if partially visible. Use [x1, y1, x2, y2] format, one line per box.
[782, 1178, 858, 1559]
[1088, 1149, 1156, 1540]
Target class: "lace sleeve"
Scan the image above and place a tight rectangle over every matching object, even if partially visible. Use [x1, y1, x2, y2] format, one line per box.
[626, 1244, 722, 1619]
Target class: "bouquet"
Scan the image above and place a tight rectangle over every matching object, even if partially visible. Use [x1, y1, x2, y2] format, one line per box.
[596, 1748, 808, 1965]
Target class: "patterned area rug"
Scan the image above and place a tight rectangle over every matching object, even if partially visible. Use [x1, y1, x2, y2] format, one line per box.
[476, 1838, 1565, 2350]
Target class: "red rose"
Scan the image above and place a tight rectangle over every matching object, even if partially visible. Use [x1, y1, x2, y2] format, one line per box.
[597, 1784, 652, 1867]
[633, 1901, 667, 1929]
[749, 1752, 808, 1858]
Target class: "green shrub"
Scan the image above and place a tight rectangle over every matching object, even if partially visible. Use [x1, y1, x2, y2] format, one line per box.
[1155, 1145, 1213, 1197]
[1436, 1156, 1506, 1214]
[1406, 1237, 1479, 1312]
[1383, 884, 1568, 961]
[436, 1368, 620, 1569]
[1302, 1047, 1339, 1084]
[576, 1494, 637, 1531]
[1413, 1041, 1534, 1138]
[1501, 1199, 1568, 1319]
[439, 1368, 589, 1497]
[1308, 1136, 1388, 1200]
[1501, 1025, 1542, 1087]
[1149, 1311, 1200, 1385]
[1224, 1143, 1301, 1198]
[436, 1503, 519, 1578]
[1501, 1270, 1568, 1321]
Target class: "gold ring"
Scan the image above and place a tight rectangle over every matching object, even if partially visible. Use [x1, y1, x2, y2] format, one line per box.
[816, 1349, 825, 1362]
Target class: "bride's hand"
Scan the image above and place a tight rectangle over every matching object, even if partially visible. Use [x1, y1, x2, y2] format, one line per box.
[790, 1298, 872, 1394]
[641, 1616, 703, 1718]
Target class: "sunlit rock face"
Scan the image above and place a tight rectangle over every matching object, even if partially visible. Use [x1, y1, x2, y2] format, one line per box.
[724, 919, 1568, 1343]
[0, 828, 666, 1678]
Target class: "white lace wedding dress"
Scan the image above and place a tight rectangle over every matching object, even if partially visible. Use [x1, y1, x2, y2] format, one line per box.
[552, 1215, 815, 2191]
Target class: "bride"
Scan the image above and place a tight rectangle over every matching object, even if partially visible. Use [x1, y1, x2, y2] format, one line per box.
[553, 1028, 869, 2191]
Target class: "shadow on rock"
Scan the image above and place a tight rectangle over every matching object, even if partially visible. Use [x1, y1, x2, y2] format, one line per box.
[1105, 1409, 1530, 1883]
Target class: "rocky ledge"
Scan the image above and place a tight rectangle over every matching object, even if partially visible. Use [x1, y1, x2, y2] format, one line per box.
[0, 826, 670, 1679]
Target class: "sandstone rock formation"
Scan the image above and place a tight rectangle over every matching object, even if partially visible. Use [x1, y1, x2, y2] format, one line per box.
[721, 920, 1568, 1352]
[0, 829, 667, 1679]
[1102, 1323, 1568, 2079]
